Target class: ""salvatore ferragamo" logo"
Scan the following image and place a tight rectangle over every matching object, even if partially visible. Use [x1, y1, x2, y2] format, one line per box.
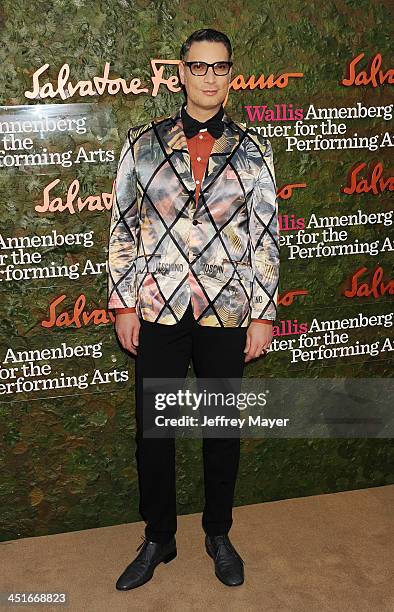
[24, 60, 303, 101]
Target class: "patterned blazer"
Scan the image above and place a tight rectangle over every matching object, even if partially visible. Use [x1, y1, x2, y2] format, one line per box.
[107, 103, 280, 327]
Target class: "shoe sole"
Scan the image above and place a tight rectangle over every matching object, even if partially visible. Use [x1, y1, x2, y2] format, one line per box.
[205, 542, 244, 587]
[116, 549, 177, 591]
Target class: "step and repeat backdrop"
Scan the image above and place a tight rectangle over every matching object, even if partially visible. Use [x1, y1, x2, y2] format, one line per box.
[0, 0, 392, 540]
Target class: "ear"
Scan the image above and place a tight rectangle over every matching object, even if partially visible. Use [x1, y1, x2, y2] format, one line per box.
[178, 60, 185, 85]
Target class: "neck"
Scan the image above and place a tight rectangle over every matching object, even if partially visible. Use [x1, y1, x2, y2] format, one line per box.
[185, 101, 222, 123]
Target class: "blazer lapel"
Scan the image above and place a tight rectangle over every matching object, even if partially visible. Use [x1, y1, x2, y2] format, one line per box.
[156, 104, 241, 198]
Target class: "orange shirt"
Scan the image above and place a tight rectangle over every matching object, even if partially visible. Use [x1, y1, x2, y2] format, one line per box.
[186, 128, 215, 206]
[115, 127, 272, 325]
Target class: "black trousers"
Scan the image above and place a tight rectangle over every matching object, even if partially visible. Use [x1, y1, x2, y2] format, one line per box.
[134, 300, 247, 543]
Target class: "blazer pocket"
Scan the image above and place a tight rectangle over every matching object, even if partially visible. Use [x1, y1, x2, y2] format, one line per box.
[135, 253, 185, 280]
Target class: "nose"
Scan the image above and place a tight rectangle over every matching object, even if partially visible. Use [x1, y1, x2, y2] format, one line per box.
[204, 66, 217, 82]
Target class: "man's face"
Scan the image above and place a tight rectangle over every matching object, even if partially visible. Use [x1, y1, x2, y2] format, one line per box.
[179, 40, 232, 110]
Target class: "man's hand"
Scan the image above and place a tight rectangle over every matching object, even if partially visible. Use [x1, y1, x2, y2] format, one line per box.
[244, 321, 273, 363]
[115, 312, 141, 355]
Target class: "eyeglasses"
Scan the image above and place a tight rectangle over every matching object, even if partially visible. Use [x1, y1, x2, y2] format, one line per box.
[184, 61, 233, 76]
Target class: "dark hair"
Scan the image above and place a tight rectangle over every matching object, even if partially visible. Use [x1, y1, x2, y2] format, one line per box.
[180, 28, 232, 61]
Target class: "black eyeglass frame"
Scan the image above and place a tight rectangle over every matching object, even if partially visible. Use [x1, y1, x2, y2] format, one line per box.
[183, 61, 233, 76]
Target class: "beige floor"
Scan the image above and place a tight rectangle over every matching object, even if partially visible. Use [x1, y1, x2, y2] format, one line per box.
[1, 485, 393, 612]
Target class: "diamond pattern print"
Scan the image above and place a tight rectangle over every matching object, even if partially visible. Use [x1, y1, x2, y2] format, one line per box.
[107, 104, 280, 327]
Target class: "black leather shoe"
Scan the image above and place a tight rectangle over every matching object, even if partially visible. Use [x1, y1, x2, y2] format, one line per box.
[205, 534, 244, 586]
[116, 535, 177, 590]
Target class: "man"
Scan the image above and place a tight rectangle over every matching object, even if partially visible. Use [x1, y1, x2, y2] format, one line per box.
[107, 28, 280, 589]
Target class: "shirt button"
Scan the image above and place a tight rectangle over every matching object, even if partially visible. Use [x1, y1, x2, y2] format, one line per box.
[196, 156, 202, 161]
[199, 134, 203, 139]
[195, 180, 200, 184]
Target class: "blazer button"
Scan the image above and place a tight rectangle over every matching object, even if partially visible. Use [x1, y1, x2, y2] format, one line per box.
[192, 219, 199, 225]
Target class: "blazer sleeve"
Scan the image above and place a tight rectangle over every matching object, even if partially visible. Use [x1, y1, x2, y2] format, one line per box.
[107, 130, 140, 310]
[250, 138, 280, 322]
